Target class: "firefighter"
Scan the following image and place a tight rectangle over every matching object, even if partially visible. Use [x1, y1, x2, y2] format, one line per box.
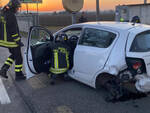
[49, 33, 71, 85]
[131, 16, 141, 23]
[0, 0, 26, 81]
[78, 12, 87, 23]
[120, 17, 124, 22]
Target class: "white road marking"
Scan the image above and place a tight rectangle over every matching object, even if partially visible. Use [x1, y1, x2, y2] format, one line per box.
[0, 78, 11, 104]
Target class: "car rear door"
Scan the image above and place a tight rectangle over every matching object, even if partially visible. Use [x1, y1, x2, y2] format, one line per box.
[126, 30, 150, 76]
[72, 26, 118, 84]
[24, 26, 53, 79]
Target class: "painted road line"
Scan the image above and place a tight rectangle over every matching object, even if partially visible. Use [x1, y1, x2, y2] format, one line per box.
[0, 78, 11, 104]
[28, 77, 46, 89]
[55, 105, 73, 113]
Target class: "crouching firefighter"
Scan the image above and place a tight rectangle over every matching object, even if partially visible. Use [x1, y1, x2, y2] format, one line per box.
[49, 33, 71, 84]
[0, 0, 26, 81]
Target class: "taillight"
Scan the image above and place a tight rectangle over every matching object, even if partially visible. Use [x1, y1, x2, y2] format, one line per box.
[126, 58, 146, 75]
[133, 62, 142, 70]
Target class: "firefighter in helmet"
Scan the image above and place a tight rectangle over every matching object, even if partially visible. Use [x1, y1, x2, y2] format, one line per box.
[0, 0, 26, 81]
[78, 12, 87, 23]
[120, 17, 124, 22]
[49, 33, 71, 84]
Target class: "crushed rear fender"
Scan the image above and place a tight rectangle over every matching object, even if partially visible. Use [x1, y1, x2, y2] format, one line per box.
[135, 74, 150, 92]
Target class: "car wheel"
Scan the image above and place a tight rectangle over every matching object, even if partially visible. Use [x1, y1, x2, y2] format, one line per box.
[96, 73, 116, 89]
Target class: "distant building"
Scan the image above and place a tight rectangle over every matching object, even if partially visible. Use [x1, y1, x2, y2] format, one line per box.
[115, 3, 150, 24]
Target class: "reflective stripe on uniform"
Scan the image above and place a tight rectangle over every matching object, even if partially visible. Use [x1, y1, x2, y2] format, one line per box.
[50, 67, 67, 74]
[15, 64, 23, 68]
[0, 40, 16, 45]
[4, 58, 14, 66]
[12, 34, 21, 42]
[4, 20, 7, 42]
[54, 50, 59, 69]
[14, 37, 20, 42]
[66, 52, 69, 69]
[0, 43, 18, 47]
[4, 61, 12, 66]
[7, 58, 14, 63]
[15, 64, 23, 72]
[0, 40, 18, 47]
[12, 34, 18, 37]
[15, 69, 22, 72]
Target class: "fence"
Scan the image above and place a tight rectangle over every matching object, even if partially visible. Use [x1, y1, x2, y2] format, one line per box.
[16, 14, 38, 33]
[16, 12, 115, 32]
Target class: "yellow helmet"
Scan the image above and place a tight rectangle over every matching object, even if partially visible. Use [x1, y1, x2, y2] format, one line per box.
[120, 17, 124, 22]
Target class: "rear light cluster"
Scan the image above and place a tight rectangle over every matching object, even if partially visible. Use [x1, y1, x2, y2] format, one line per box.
[126, 58, 146, 75]
[132, 62, 142, 70]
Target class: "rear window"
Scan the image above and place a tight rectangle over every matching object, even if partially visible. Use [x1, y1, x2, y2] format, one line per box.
[79, 28, 116, 48]
[130, 30, 150, 52]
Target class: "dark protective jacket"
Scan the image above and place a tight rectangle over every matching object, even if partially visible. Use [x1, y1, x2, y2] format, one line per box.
[50, 42, 71, 74]
[0, 10, 20, 48]
[78, 16, 87, 23]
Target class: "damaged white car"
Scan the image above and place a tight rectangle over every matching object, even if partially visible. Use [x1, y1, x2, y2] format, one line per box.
[24, 22, 150, 99]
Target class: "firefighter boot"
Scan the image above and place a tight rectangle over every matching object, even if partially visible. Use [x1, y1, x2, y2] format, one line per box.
[0, 65, 9, 79]
[15, 72, 26, 81]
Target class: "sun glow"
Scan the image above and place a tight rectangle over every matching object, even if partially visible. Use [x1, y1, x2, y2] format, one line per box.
[1, 0, 150, 12]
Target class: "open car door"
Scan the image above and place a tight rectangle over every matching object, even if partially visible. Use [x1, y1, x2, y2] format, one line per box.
[24, 26, 54, 79]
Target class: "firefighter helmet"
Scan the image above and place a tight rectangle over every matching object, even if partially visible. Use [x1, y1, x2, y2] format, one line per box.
[131, 16, 141, 23]
[120, 17, 124, 22]
[57, 33, 68, 42]
[7, 0, 21, 9]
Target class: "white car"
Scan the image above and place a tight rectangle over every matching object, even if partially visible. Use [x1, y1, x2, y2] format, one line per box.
[24, 21, 150, 94]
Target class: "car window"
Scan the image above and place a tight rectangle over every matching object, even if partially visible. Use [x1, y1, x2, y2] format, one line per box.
[63, 28, 82, 38]
[130, 30, 150, 52]
[79, 28, 116, 48]
[30, 28, 51, 45]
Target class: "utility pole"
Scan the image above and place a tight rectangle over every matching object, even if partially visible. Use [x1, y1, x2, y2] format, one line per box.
[26, 3, 29, 14]
[96, 0, 100, 21]
[36, 0, 39, 26]
[72, 12, 76, 24]
[0, 0, 2, 9]
[144, 0, 147, 4]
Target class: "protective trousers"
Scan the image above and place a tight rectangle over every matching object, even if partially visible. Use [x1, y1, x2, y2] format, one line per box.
[3, 46, 23, 76]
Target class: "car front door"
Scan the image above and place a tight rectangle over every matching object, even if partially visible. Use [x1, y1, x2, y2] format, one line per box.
[24, 26, 54, 78]
[71, 27, 117, 84]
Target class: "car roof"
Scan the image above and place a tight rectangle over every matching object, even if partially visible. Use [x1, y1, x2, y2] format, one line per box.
[77, 21, 148, 31]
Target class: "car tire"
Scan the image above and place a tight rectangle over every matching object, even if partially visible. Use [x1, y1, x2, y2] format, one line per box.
[96, 73, 117, 89]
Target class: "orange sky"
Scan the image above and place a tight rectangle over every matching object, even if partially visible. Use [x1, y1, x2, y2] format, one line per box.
[1, 0, 150, 12]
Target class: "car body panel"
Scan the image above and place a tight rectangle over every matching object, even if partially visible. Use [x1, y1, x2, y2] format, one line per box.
[24, 22, 150, 93]
[126, 26, 150, 77]
[68, 26, 119, 86]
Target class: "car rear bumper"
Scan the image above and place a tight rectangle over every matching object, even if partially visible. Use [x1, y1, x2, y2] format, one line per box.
[135, 73, 150, 93]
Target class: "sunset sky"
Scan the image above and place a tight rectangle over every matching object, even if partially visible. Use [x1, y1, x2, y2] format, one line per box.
[1, 0, 150, 12]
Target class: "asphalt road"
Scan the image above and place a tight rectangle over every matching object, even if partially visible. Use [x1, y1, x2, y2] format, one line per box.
[0, 37, 150, 113]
